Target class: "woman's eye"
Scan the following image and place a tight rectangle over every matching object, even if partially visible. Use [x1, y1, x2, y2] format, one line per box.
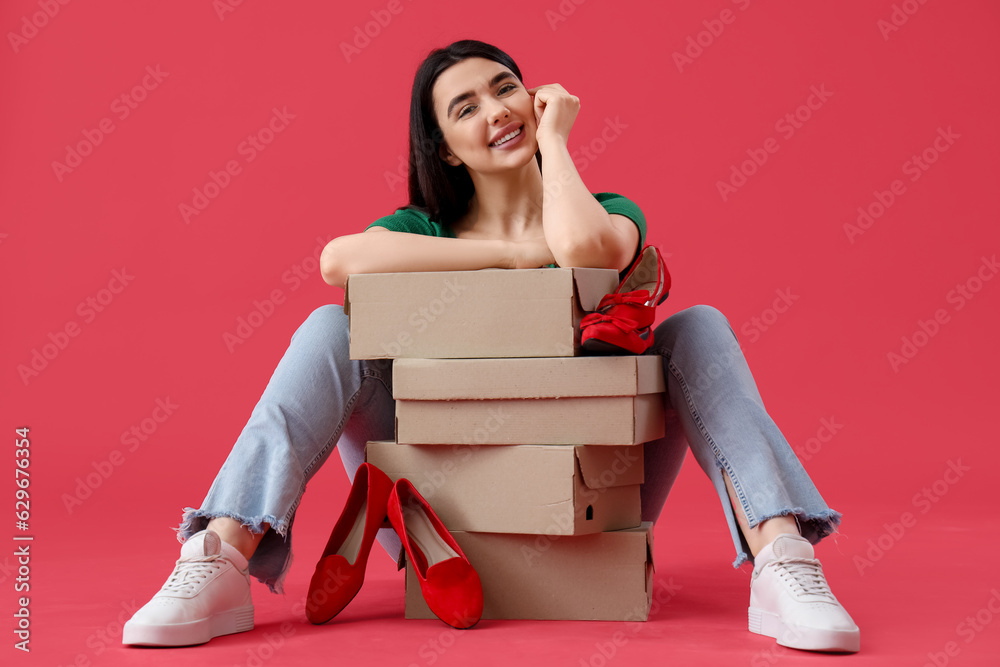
[459, 84, 518, 118]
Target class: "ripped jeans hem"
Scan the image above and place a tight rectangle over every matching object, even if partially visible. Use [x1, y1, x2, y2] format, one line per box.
[176, 507, 291, 594]
[731, 507, 844, 569]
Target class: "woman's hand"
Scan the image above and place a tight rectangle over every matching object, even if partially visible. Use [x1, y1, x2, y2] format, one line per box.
[525, 83, 580, 150]
[509, 234, 557, 269]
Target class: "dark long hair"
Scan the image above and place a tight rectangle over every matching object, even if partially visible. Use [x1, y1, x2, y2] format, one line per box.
[402, 39, 543, 227]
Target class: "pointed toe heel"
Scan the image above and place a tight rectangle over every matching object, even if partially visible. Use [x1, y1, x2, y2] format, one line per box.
[305, 462, 394, 624]
[387, 479, 483, 629]
[580, 244, 670, 355]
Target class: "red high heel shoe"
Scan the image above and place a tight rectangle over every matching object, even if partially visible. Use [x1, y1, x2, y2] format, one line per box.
[581, 245, 671, 354]
[387, 479, 483, 629]
[305, 462, 394, 624]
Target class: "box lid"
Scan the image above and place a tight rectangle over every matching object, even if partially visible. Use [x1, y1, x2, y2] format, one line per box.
[575, 445, 644, 488]
[345, 267, 620, 359]
[347, 267, 573, 305]
[393, 355, 665, 400]
[345, 266, 617, 310]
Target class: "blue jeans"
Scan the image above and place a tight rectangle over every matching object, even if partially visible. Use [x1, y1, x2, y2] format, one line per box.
[178, 304, 841, 594]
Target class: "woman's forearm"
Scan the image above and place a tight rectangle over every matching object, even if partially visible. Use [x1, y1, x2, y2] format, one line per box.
[320, 229, 513, 288]
[539, 140, 630, 269]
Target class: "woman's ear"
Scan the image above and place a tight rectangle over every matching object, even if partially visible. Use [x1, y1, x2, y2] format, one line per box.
[438, 141, 462, 166]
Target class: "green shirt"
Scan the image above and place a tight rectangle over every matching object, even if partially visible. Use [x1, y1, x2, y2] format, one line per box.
[363, 192, 647, 272]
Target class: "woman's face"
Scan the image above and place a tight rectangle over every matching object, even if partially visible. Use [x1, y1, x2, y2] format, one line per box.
[431, 57, 537, 174]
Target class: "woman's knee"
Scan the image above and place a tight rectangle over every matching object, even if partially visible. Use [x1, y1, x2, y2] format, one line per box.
[656, 304, 736, 343]
[307, 304, 348, 328]
[681, 304, 731, 329]
[683, 304, 737, 340]
[292, 304, 349, 342]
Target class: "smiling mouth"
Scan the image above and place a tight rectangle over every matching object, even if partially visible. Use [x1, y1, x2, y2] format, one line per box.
[490, 126, 523, 147]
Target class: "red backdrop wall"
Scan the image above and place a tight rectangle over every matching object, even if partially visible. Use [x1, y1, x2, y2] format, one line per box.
[2, 1, 998, 665]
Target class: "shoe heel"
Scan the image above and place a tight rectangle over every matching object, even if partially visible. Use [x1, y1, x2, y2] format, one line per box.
[748, 605, 781, 640]
[306, 463, 394, 624]
[748, 606, 762, 634]
[210, 605, 254, 640]
[233, 605, 255, 633]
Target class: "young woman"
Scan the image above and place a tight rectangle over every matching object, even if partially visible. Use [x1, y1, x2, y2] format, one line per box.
[123, 39, 859, 653]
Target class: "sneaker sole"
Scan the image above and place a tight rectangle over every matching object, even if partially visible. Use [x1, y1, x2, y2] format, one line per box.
[123, 604, 254, 647]
[748, 606, 859, 653]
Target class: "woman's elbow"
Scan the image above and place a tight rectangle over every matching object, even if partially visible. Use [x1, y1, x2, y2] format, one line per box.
[551, 237, 615, 269]
[320, 240, 350, 288]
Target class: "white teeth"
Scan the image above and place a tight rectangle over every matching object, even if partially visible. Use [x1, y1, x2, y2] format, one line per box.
[491, 127, 521, 146]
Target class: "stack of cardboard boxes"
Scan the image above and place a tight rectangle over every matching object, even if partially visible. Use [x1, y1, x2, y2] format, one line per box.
[345, 267, 665, 621]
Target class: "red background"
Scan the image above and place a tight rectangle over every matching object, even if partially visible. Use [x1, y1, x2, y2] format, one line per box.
[2, 0, 998, 665]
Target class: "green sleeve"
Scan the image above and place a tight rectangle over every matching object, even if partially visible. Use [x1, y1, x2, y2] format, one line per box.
[593, 192, 647, 267]
[363, 208, 445, 236]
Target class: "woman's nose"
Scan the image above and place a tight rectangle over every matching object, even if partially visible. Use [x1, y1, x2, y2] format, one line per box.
[488, 102, 510, 124]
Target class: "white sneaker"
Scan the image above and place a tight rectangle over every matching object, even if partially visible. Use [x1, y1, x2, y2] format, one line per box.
[123, 530, 254, 646]
[748, 533, 860, 652]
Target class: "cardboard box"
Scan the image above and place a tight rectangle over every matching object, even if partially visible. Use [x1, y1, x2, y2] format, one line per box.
[344, 267, 620, 359]
[365, 440, 642, 535]
[392, 355, 665, 400]
[404, 523, 654, 621]
[393, 356, 665, 446]
[395, 394, 664, 446]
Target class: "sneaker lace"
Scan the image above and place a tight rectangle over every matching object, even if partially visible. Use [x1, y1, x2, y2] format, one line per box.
[161, 555, 226, 595]
[773, 557, 835, 600]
